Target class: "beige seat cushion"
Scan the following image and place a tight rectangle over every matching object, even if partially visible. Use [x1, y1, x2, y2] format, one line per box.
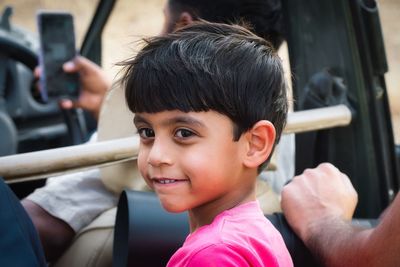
[52, 207, 116, 267]
[53, 84, 146, 267]
[97, 84, 149, 194]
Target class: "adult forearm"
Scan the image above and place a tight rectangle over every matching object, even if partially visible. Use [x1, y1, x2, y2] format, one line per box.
[306, 194, 400, 267]
[22, 199, 75, 262]
[304, 216, 372, 267]
[365, 193, 400, 267]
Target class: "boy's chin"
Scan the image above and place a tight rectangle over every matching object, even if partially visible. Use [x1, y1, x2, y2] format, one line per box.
[159, 201, 187, 213]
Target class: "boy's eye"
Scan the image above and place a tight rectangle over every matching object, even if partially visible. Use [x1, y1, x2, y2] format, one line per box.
[138, 128, 155, 139]
[175, 129, 195, 138]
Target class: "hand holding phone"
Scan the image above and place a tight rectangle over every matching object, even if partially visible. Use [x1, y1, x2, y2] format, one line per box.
[37, 11, 79, 102]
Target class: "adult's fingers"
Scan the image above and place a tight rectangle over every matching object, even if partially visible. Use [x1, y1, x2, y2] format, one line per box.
[59, 99, 76, 110]
[34, 66, 41, 78]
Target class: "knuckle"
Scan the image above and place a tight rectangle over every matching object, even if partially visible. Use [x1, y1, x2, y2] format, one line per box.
[303, 168, 314, 176]
[319, 162, 335, 172]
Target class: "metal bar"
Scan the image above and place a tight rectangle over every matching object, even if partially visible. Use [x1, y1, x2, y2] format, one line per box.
[80, 0, 117, 62]
[0, 105, 352, 181]
[1, 136, 139, 181]
[6, 157, 134, 184]
[284, 104, 352, 134]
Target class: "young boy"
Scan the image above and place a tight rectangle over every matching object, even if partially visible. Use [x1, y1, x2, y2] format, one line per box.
[121, 21, 292, 266]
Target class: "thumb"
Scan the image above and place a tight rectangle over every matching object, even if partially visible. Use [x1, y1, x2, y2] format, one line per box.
[63, 56, 100, 75]
[63, 60, 78, 73]
[62, 55, 88, 73]
[34, 66, 42, 78]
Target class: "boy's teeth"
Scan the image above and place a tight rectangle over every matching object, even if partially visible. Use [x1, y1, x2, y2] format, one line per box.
[159, 179, 175, 184]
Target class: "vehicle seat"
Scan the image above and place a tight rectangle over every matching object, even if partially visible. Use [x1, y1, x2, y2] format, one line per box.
[52, 207, 116, 267]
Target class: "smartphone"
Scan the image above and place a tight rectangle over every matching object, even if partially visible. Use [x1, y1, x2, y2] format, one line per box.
[37, 11, 79, 102]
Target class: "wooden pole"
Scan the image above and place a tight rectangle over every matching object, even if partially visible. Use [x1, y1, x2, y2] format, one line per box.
[0, 105, 352, 181]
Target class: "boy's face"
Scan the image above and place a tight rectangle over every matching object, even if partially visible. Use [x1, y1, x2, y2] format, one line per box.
[133, 110, 254, 213]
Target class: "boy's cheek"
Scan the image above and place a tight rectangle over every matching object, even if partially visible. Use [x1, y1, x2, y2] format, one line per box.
[137, 155, 148, 178]
[137, 153, 155, 189]
[138, 163, 154, 190]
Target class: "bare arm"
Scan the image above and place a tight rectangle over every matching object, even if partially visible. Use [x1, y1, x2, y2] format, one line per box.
[363, 194, 400, 267]
[21, 199, 75, 262]
[281, 163, 400, 267]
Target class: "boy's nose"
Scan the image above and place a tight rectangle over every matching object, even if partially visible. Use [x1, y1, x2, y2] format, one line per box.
[147, 139, 173, 167]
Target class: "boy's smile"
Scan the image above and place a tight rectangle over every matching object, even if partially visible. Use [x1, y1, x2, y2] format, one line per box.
[134, 110, 257, 227]
[152, 178, 187, 184]
[151, 177, 190, 189]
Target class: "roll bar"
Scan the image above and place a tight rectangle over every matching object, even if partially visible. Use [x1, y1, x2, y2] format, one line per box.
[0, 105, 351, 182]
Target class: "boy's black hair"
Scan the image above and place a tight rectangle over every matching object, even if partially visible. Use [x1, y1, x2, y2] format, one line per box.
[122, 21, 288, 169]
[168, 0, 284, 49]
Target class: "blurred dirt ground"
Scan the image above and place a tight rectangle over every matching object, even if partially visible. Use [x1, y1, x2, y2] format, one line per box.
[2, 0, 399, 142]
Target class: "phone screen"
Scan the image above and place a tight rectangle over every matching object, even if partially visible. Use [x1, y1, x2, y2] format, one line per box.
[37, 12, 79, 102]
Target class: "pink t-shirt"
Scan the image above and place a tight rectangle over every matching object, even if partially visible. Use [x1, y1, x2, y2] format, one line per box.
[167, 201, 293, 266]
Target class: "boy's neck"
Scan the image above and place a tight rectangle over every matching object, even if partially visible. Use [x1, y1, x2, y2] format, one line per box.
[187, 183, 257, 233]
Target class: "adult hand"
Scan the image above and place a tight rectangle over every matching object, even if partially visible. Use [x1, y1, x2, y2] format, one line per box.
[281, 163, 358, 242]
[60, 56, 112, 120]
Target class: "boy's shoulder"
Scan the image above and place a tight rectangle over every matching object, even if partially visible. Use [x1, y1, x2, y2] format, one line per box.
[167, 201, 293, 267]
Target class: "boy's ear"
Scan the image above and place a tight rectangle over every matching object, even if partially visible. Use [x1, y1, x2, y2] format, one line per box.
[175, 12, 194, 29]
[243, 120, 276, 169]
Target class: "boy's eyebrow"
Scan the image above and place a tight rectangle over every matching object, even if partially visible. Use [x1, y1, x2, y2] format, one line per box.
[133, 114, 206, 128]
[133, 115, 148, 125]
[166, 116, 206, 128]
